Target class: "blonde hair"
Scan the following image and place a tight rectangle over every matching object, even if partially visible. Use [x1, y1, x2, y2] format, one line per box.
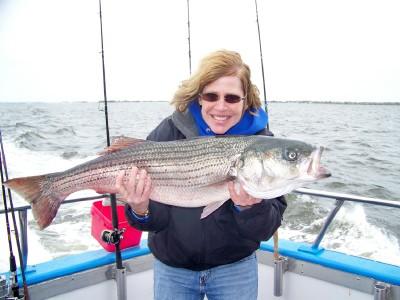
[171, 50, 262, 112]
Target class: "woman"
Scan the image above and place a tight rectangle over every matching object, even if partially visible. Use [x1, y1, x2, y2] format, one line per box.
[116, 50, 287, 299]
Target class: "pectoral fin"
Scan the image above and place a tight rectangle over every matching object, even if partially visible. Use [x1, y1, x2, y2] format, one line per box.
[200, 200, 228, 219]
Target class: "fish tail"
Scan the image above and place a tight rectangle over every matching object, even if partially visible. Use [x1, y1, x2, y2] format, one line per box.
[4, 175, 65, 230]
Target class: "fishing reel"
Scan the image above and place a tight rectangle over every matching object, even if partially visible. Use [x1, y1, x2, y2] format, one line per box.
[101, 228, 126, 245]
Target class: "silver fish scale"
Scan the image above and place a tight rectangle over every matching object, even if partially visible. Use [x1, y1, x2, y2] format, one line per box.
[46, 136, 257, 195]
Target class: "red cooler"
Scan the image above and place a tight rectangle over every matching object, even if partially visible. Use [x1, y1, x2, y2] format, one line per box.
[91, 200, 142, 252]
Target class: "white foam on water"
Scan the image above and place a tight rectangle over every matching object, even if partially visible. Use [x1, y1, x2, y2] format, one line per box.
[280, 200, 400, 266]
[0, 210, 52, 273]
[321, 204, 400, 265]
[3, 140, 94, 177]
[0, 141, 102, 271]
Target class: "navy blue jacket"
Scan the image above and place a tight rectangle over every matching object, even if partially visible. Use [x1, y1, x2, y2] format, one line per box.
[125, 110, 287, 271]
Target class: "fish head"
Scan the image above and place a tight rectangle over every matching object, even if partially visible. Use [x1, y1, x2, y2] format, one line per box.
[234, 137, 331, 199]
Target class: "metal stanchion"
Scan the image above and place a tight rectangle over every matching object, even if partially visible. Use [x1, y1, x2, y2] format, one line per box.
[273, 256, 288, 297]
[374, 282, 389, 300]
[116, 268, 127, 300]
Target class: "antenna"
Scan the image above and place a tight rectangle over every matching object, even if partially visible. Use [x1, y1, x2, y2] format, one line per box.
[187, 0, 192, 75]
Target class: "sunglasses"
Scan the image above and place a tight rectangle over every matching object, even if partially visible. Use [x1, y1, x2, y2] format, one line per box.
[199, 92, 245, 104]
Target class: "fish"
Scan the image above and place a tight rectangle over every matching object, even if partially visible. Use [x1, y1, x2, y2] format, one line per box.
[4, 135, 330, 229]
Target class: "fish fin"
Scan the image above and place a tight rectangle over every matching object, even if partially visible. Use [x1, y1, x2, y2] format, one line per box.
[101, 196, 126, 206]
[200, 200, 228, 219]
[5, 175, 66, 230]
[98, 136, 147, 155]
[94, 188, 109, 194]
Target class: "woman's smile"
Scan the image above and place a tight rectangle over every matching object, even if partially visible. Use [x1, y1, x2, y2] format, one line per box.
[200, 76, 245, 134]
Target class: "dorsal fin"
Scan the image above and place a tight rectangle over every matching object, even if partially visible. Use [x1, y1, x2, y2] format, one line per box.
[98, 136, 147, 155]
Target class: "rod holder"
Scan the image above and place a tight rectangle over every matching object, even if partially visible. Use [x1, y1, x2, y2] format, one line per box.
[115, 267, 127, 300]
[374, 282, 389, 300]
[273, 257, 288, 297]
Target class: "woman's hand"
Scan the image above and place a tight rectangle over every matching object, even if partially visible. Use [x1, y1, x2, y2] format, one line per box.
[115, 166, 152, 215]
[228, 181, 262, 208]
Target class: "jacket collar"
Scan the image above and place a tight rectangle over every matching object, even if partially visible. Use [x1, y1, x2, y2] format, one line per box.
[188, 100, 268, 136]
[171, 109, 199, 138]
[171, 101, 268, 138]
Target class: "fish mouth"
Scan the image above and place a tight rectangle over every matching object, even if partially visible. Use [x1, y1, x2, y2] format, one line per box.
[307, 146, 331, 179]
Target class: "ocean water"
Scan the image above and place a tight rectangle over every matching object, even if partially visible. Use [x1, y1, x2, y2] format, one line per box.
[0, 101, 399, 272]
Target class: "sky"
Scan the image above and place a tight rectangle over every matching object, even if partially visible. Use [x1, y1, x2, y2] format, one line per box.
[0, 0, 399, 103]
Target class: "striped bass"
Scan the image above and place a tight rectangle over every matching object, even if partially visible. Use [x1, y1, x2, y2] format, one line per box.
[4, 135, 330, 229]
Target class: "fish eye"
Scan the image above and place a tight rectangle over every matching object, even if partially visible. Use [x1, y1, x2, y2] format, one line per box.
[285, 149, 298, 161]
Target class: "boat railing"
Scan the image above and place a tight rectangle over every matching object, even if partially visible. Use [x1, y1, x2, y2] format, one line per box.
[0, 194, 106, 271]
[294, 188, 400, 251]
[1, 188, 399, 271]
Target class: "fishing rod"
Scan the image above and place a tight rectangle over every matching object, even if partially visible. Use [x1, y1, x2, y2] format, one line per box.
[98, 1, 127, 299]
[0, 131, 29, 299]
[99, 0, 111, 147]
[254, 0, 281, 261]
[0, 145, 19, 298]
[186, 0, 192, 75]
[254, 0, 270, 131]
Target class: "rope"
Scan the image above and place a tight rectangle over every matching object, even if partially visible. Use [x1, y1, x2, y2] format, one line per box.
[273, 230, 280, 260]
